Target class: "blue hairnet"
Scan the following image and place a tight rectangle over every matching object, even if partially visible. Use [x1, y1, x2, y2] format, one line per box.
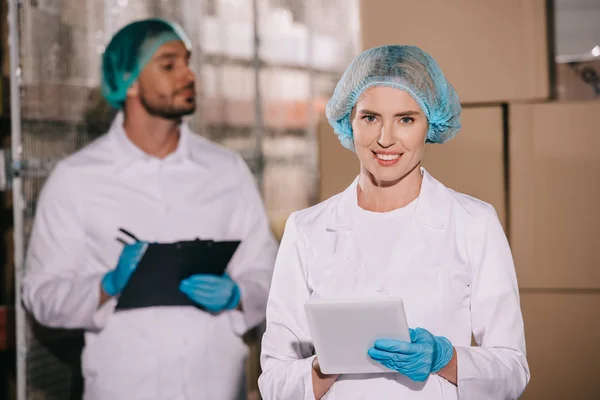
[325, 45, 461, 151]
[101, 19, 192, 109]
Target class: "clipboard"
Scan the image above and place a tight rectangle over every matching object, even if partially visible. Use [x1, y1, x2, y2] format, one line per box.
[115, 238, 241, 311]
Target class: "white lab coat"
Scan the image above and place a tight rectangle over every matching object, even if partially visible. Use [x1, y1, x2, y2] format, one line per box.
[259, 169, 529, 400]
[22, 113, 278, 400]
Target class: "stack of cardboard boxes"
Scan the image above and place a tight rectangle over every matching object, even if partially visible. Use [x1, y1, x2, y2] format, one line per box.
[317, 1, 600, 398]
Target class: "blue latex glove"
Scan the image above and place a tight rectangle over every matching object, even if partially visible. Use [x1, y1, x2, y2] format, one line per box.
[368, 327, 454, 382]
[101, 242, 148, 297]
[179, 273, 241, 313]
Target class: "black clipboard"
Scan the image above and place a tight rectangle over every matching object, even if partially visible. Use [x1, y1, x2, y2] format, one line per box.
[115, 239, 241, 311]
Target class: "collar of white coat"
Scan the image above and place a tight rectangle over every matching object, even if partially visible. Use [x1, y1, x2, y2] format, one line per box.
[327, 167, 448, 231]
[109, 112, 210, 172]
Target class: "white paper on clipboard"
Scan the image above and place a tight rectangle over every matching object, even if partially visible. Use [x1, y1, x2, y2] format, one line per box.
[304, 297, 411, 375]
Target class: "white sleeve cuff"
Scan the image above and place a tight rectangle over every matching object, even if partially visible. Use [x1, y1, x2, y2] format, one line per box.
[89, 273, 117, 332]
[227, 308, 248, 336]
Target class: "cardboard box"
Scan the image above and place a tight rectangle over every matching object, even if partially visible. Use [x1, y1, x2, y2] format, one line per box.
[510, 101, 600, 289]
[520, 292, 600, 399]
[424, 106, 506, 229]
[317, 107, 506, 230]
[359, 0, 550, 104]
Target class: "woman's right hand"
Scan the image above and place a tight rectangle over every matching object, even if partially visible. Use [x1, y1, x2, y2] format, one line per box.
[311, 357, 339, 399]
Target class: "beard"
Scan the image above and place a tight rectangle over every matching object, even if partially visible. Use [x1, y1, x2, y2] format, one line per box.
[139, 87, 196, 120]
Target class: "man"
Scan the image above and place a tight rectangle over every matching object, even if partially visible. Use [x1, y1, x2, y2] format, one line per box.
[22, 19, 277, 400]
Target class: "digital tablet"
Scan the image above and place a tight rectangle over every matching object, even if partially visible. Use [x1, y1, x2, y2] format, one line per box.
[304, 297, 410, 374]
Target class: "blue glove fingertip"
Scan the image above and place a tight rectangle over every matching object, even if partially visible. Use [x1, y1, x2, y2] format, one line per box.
[373, 339, 388, 349]
[182, 284, 197, 296]
[187, 274, 220, 286]
[180, 275, 192, 285]
[367, 349, 376, 360]
[179, 280, 196, 295]
[409, 328, 419, 342]
[375, 338, 412, 353]
[367, 347, 384, 360]
[411, 327, 432, 343]
[135, 242, 149, 258]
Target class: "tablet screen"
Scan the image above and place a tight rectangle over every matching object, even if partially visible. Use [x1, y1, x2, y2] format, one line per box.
[304, 297, 410, 374]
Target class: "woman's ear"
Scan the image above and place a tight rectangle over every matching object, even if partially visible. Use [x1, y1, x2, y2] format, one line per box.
[126, 81, 139, 97]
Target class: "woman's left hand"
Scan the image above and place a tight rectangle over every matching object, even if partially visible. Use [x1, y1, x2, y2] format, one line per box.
[368, 327, 454, 382]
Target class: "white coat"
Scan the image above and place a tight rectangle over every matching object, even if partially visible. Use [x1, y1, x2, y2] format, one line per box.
[22, 113, 278, 400]
[259, 169, 529, 399]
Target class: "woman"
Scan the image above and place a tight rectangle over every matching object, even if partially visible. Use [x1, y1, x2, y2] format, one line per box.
[258, 45, 529, 399]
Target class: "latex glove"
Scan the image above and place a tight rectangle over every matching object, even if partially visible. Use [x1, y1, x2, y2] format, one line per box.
[101, 242, 148, 297]
[179, 273, 241, 313]
[368, 327, 453, 382]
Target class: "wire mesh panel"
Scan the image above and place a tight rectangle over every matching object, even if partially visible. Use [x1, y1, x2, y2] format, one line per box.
[12, 0, 358, 399]
[19, 1, 109, 399]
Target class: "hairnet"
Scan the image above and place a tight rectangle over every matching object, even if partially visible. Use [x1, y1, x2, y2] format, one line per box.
[101, 18, 192, 109]
[325, 45, 461, 151]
